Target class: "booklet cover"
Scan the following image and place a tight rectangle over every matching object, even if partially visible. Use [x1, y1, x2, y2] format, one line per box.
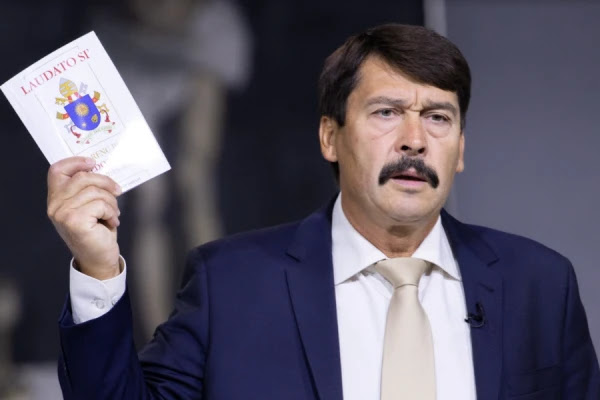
[1, 31, 170, 192]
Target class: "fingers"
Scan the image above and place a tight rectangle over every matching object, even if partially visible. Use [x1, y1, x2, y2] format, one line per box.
[55, 170, 121, 202]
[46, 157, 120, 226]
[64, 185, 119, 213]
[50, 198, 120, 231]
[48, 156, 121, 195]
[47, 156, 95, 187]
[54, 197, 120, 234]
[60, 185, 120, 221]
[82, 199, 121, 230]
[47, 157, 121, 216]
[46, 157, 122, 275]
[48, 183, 120, 226]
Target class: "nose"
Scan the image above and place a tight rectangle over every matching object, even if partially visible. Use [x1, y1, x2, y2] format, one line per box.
[396, 113, 427, 157]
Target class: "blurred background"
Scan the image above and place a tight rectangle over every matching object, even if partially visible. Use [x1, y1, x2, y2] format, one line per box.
[0, 0, 598, 398]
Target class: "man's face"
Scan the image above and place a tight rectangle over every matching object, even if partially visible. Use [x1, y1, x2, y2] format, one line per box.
[320, 56, 465, 229]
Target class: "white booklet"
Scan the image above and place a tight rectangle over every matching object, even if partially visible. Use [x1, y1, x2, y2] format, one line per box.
[1, 31, 170, 192]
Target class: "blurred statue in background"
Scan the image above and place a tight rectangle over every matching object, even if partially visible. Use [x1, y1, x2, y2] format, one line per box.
[91, 0, 251, 338]
[0, 279, 26, 399]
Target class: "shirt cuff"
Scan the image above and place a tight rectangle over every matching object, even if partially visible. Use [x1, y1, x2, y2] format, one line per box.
[69, 256, 127, 324]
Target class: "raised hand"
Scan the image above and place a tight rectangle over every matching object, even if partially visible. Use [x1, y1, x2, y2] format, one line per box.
[47, 157, 123, 280]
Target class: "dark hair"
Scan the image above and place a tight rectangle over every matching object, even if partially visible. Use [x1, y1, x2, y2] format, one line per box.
[318, 24, 471, 179]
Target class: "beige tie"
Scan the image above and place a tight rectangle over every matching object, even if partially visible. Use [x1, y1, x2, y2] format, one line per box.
[375, 257, 436, 400]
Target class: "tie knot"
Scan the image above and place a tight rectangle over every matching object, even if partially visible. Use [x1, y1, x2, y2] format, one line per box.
[375, 257, 430, 288]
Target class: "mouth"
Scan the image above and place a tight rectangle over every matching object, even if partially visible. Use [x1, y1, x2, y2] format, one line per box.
[378, 157, 440, 188]
[390, 169, 428, 183]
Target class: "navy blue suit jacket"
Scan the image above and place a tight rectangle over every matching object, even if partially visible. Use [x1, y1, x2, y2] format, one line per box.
[58, 204, 600, 399]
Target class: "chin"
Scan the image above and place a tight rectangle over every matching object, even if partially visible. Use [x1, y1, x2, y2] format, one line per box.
[385, 206, 429, 224]
[383, 198, 440, 225]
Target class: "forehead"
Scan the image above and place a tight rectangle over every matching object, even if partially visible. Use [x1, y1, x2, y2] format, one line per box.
[349, 56, 459, 108]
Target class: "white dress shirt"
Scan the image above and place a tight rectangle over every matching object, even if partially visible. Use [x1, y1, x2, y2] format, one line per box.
[332, 195, 476, 400]
[70, 195, 476, 398]
[69, 258, 126, 324]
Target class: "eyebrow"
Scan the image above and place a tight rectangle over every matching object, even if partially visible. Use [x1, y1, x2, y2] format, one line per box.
[421, 100, 458, 118]
[365, 96, 409, 108]
[365, 96, 458, 118]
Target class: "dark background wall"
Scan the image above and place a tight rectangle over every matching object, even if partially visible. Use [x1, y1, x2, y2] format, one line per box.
[0, 0, 85, 363]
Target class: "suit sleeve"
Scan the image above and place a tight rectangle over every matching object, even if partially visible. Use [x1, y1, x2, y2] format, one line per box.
[561, 262, 600, 398]
[58, 248, 209, 399]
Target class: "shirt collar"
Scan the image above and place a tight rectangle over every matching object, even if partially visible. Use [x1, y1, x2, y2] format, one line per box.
[331, 193, 461, 285]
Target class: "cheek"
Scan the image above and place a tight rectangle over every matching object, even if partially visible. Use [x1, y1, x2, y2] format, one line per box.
[340, 147, 382, 190]
[431, 143, 462, 182]
[336, 135, 366, 186]
[337, 124, 395, 186]
[369, 118, 401, 137]
[338, 131, 372, 170]
[443, 157, 462, 185]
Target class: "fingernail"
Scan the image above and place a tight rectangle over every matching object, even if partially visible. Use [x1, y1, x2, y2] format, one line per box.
[85, 157, 96, 166]
[114, 185, 122, 195]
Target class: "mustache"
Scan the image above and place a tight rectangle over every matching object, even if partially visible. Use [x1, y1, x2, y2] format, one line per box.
[378, 157, 440, 188]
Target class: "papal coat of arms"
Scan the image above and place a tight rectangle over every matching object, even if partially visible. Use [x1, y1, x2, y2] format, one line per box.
[55, 78, 115, 144]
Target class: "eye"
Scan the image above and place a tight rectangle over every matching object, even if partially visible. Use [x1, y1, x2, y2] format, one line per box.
[428, 113, 450, 123]
[375, 108, 396, 118]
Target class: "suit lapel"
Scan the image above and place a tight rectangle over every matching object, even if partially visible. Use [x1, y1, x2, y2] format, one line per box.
[283, 205, 505, 400]
[285, 203, 344, 400]
[442, 210, 503, 400]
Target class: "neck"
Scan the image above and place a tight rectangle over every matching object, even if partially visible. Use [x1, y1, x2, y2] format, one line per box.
[340, 198, 439, 258]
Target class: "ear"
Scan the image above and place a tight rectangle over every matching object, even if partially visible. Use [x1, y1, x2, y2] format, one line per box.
[456, 131, 465, 173]
[319, 116, 339, 162]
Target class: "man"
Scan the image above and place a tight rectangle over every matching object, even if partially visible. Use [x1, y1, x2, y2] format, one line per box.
[48, 24, 599, 399]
